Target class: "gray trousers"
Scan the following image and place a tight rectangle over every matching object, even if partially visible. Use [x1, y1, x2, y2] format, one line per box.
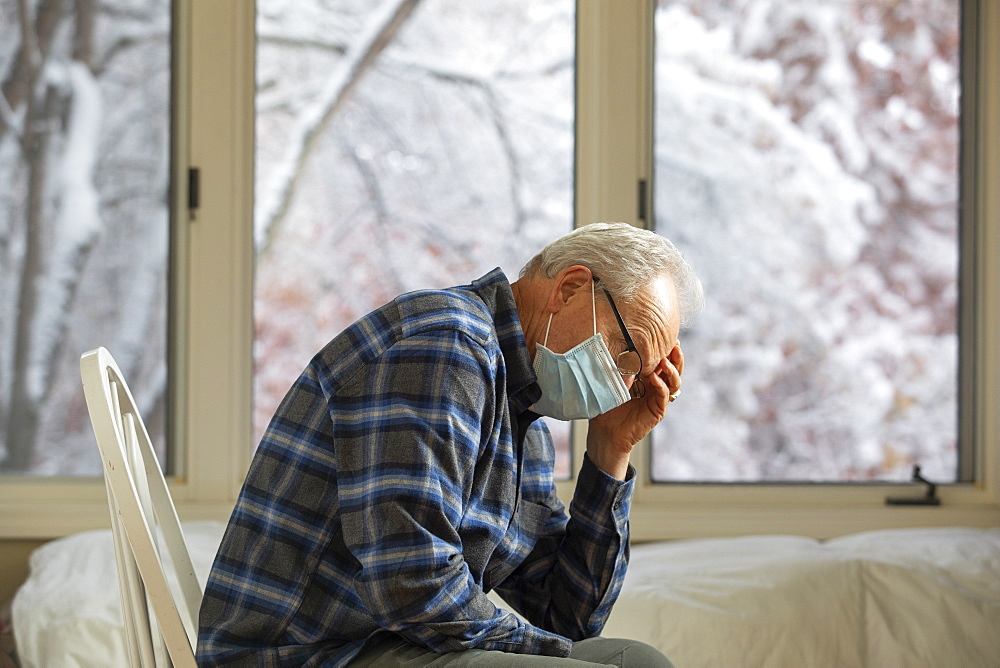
[351, 636, 674, 667]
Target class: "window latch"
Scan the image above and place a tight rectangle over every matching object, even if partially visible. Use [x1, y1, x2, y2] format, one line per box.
[885, 465, 941, 506]
[188, 167, 200, 220]
[637, 178, 647, 224]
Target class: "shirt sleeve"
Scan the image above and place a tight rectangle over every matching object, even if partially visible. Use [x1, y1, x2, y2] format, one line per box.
[492, 443, 635, 641]
[334, 329, 572, 657]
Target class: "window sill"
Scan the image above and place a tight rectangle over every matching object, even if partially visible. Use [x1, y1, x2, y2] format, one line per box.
[0, 498, 236, 540]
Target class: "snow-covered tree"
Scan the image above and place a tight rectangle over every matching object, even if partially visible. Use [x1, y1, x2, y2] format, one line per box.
[652, 0, 959, 481]
[0, 0, 170, 474]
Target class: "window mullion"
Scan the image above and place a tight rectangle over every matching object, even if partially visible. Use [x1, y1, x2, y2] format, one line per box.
[180, 0, 255, 504]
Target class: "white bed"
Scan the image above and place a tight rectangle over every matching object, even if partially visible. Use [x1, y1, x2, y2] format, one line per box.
[11, 523, 1000, 667]
[602, 527, 1000, 667]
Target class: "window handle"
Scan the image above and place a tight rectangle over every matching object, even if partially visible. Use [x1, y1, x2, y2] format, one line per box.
[886, 465, 941, 506]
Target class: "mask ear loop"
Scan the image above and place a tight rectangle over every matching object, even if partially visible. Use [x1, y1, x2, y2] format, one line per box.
[542, 313, 554, 347]
[591, 277, 598, 336]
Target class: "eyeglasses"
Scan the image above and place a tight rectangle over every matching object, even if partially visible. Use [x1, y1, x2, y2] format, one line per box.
[593, 276, 645, 399]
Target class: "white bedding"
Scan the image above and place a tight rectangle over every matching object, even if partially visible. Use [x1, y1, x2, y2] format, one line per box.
[13, 524, 1000, 667]
[12, 521, 225, 667]
[603, 527, 1000, 667]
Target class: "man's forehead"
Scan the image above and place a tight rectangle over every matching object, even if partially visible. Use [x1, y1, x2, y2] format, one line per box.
[629, 275, 678, 321]
[650, 274, 676, 301]
[639, 277, 681, 347]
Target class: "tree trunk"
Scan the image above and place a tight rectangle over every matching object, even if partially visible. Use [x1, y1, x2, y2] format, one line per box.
[2, 0, 96, 472]
[0, 0, 64, 143]
[4, 83, 59, 472]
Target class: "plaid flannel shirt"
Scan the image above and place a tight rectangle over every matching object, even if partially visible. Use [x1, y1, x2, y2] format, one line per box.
[197, 268, 635, 666]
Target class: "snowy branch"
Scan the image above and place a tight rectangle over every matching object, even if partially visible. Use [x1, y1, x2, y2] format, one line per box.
[377, 56, 529, 230]
[0, 89, 22, 138]
[256, 31, 348, 55]
[255, 0, 424, 254]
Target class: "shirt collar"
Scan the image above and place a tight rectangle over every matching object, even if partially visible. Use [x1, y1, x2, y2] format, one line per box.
[470, 268, 541, 415]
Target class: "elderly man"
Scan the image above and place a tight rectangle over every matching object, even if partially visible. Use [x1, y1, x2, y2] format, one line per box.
[198, 222, 703, 666]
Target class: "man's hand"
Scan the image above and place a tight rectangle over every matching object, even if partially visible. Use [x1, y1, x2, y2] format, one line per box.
[586, 345, 684, 480]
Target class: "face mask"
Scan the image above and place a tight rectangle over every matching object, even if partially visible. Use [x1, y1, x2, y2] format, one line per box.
[530, 281, 632, 420]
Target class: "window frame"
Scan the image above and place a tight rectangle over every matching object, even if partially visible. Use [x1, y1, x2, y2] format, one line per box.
[2, 0, 996, 541]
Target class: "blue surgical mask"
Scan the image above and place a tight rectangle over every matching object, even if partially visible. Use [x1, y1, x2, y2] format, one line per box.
[530, 282, 631, 420]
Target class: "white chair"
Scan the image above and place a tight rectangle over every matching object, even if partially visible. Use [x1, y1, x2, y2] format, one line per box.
[81, 347, 200, 667]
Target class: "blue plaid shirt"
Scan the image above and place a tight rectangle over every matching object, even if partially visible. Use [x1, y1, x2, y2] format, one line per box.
[197, 269, 635, 666]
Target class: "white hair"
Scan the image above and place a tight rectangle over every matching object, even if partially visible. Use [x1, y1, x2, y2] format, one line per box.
[521, 222, 705, 327]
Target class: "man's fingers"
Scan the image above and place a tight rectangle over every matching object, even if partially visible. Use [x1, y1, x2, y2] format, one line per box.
[668, 344, 684, 376]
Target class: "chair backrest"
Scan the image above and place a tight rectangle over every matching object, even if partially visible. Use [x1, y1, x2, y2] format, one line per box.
[81, 347, 200, 668]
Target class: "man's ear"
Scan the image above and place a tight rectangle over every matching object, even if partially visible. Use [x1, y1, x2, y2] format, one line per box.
[545, 265, 593, 313]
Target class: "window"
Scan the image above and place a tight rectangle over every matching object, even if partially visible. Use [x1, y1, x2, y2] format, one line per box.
[0, 0, 256, 539]
[0, 0, 172, 476]
[253, 0, 576, 476]
[651, 0, 962, 483]
[3, 1, 994, 541]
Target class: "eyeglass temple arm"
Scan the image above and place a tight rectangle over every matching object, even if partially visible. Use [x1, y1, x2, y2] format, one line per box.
[592, 276, 638, 351]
